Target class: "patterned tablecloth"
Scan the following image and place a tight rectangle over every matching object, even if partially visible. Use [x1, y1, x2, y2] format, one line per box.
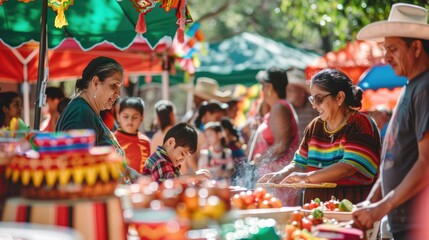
[1, 196, 126, 240]
[0, 222, 83, 240]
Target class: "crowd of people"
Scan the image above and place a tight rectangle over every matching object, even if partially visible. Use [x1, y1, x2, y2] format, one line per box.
[1, 2, 428, 239]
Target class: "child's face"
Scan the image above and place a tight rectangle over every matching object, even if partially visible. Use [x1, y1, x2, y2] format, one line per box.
[4, 96, 23, 119]
[202, 111, 224, 125]
[46, 97, 60, 113]
[204, 128, 221, 146]
[118, 108, 143, 133]
[164, 138, 192, 168]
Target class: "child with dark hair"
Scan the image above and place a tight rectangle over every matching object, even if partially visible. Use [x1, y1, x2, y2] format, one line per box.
[114, 97, 151, 174]
[142, 122, 210, 182]
[150, 100, 176, 153]
[57, 97, 71, 114]
[0, 91, 24, 129]
[194, 100, 228, 130]
[220, 118, 247, 185]
[40, 87, 65, 132]
[198, 121, 234, 181]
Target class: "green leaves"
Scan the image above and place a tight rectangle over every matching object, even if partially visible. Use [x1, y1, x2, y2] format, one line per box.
[188, 0, 428, 53]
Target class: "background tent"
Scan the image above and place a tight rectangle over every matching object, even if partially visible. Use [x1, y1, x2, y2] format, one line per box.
[0, 37, 166, 84]
[0, 0, 191, 128]
[358, 64, 407, 112]
[361, 88, 403, 112]
[192, 32, 320, 86]
[0, 38, 166, 125]
[0, 0, 182, 50]
[139, 32, 320, 88]
[358, 65, 408, 91]
[305, 41, 385, 83]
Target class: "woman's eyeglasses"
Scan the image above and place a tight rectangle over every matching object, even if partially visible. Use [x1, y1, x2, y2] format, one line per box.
[308, 93, 332, 105]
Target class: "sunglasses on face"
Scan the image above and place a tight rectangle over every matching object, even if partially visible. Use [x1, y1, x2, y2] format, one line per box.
[308, 93, 332, 105]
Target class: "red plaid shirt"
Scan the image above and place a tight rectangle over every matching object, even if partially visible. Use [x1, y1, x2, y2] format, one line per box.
[141, 146, 181, 182]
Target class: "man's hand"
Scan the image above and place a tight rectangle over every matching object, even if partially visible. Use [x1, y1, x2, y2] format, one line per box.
[352, 200, 389, 230]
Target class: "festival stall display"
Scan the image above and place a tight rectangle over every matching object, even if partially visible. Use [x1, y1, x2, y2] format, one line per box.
[115, 177, 233, 239]
[113, 178, 370, 240]
[0, 129, 29, 208]
[1, 130, 127, 240]
[0, 222, 84, 240]
[5, 130, 123, 199]
[0, 130, 374, 239]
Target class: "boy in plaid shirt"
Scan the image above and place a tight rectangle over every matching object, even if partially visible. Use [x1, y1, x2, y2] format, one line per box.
[142, 122, 210, 182]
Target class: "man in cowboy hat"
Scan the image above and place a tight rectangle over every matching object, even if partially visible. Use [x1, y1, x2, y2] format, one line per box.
[352, 3, 429, 239]
[183, 77, 232, 106]
[180, 77, 231, 122]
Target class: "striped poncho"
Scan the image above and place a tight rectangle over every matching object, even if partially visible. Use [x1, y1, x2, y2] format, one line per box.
[292, 112, 381, 185]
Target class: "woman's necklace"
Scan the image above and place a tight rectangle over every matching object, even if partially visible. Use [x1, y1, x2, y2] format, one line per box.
[324, 111, 355, 143]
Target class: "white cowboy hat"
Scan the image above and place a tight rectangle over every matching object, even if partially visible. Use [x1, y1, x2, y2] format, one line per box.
[180, 77, 232, 102]
[357, 3, 429, 42]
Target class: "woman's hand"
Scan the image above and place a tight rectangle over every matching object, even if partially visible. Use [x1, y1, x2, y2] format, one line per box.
[195, 168, 212, 180]
[124, 164, 141, 184]
[281, 172, 309, 183]
[257, 172, 287, 183]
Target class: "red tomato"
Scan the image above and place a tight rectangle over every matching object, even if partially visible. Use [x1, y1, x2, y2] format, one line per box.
[231, 194, 244, 209]
[303, 203, 310, 210]
[328, 200, 337, 211]
[269, 197, 282, 208]
[285, 225, 298, 240]
[313, 200, 320, 208]
[301, 217, 313, 232]
[291, 210, 304, 223]
[311, 217, 324, 225]
[290, 220, 301, 228]
[263, 193, 272, 200]
[243, 190, 256, 206]
[253, 187, 267, 199]
[246, 202, 257, 209]
[259, 200, 271, 209]
[308, 202, 317, 210]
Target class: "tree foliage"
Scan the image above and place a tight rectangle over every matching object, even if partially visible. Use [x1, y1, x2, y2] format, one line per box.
[187, 0, 428, 53]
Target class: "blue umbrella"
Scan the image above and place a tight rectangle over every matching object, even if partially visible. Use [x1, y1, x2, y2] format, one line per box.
[358, 65, 408, 90]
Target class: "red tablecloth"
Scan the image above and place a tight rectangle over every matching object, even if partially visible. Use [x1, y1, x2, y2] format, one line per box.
[1, 197, 126, 240]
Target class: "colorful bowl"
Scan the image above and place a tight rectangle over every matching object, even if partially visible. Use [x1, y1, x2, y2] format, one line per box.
[30, 130, 95, 154]
[128, 209, 189, 240]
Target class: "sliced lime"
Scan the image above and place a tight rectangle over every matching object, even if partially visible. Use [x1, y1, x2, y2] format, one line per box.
[339, 199, 353, 212]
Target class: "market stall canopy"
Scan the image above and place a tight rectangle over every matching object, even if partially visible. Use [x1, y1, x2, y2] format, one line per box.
[305, 41, 385, 84]
[0, 0, 192, 129]
[358, 64, 408, 91]
[358, 64, 407, 112]
[194, 32, 320, 86]
[361, 87, 402, 112]
[0, 37, 166, 84]
[0, 0, 182, 50]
